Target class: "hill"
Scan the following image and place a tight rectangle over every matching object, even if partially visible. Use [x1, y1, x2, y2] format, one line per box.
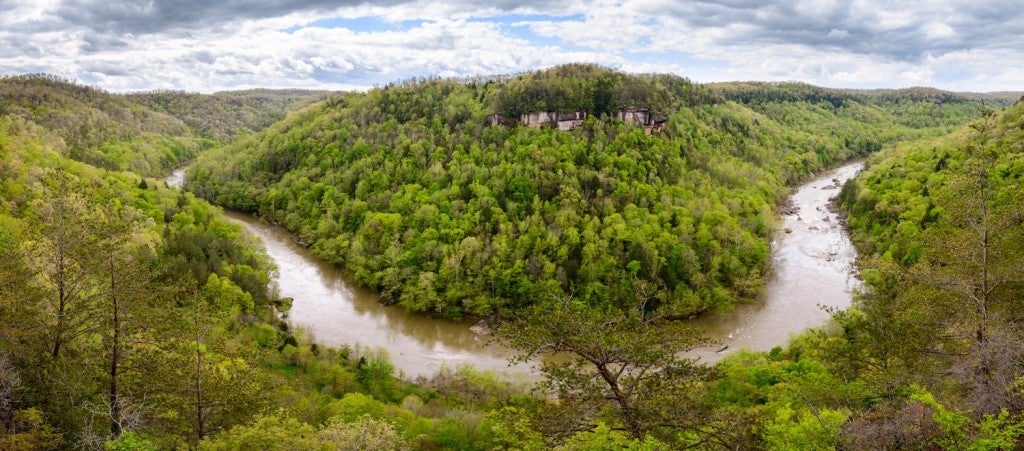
[0, 74, 333, 177]
[126, 88, 333, 141]
[812, 98, 1024, 446]
[186, 64, 997, 320]
[4, 67, 1024, 448]
[0, 108, 541, 449]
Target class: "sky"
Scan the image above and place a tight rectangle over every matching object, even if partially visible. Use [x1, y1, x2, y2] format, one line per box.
[1, 0, 1022, 93]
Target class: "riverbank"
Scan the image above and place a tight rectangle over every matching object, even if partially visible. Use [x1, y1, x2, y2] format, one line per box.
[686, 160, 864, 362]
[166, 160, 865, 375]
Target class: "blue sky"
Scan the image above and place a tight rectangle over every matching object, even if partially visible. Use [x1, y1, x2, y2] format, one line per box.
[1, 1, 1021, 93]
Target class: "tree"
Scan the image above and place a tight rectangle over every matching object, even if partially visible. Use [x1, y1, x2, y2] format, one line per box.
[916, 140, 1024, 338]
[496, 294, 710, 444]
[0, 354, 21, 431]
[199, 414, 318, 450]
[908, 134, 1024, 412]
[95, 203, 155, 440]
[317, 415, 409, 450]
[23, 172, 103, 359]
[151, 290, 265, 446]
[0, 408, 63, 450]
[0, 221, 43, 356]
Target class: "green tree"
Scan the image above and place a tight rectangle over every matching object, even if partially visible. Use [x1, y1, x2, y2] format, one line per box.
[0, 220, 43, 357]
[199, 414, 318, 450]
[497, 295, 709, 443]
[0, 408, 63, 450]
[317, 415, 409, 450]
[23, 173, 103, 359]
[96, 204, 155, 440]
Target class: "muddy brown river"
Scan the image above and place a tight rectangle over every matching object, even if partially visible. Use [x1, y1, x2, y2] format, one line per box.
[222, 209, 532, 380]
[687, 161, 863, 362]
[166, 160, 863, 377]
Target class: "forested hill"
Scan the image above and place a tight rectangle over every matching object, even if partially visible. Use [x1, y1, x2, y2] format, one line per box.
[802, 98, 1024, 446]
[0, 74, 331, 177]
[709, 81, 1016, 133]
[841, 98, 1024, 263]
[712, 81, 1022, 107]
[0, 109, 281, 447]
[126, 88, 333, 141]
[186, 64, 996, 321]
[0, 82, 550, 449]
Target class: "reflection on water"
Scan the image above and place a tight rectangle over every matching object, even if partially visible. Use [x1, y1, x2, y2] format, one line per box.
[687, 161, 864, 362]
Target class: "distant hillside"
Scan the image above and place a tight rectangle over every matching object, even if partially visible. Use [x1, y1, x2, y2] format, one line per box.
[708, 81, 1016, 130]
[711, 81, 1022, 106]
[841, 98, 1024, 261]
[0, 74, 334, 177]
[0, 74, 205, 176]
[127, 88, 333, 141]
[186, 64, 998, 320]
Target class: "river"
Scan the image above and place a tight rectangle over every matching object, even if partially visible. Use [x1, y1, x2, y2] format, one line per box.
[165, 160, 863, 376]
[221, 209, 533, 380]
[687, 160, 863, 362]
[166, 168, 531, 380]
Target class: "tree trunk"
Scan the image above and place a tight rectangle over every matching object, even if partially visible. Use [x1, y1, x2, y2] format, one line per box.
[51, 240, 67, 359]
[194, 303, 206, 444]
[108, 256, 122, 440]
[595, 363, 644, 440]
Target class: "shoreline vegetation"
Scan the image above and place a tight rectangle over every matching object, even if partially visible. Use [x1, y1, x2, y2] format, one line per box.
[1, 66, 1023, 448]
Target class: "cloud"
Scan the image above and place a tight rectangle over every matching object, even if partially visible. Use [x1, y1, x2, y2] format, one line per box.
[0, 0, 1022, 92]
[52, 0, 366, 36]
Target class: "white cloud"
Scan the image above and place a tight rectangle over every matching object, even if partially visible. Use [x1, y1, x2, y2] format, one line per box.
[923, 22, 956, 41]
[0, 0, 1021, 92]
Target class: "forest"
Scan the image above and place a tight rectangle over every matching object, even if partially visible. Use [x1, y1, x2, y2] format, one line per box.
[187, 64, 1001, 321]
[1, 65, 1024, 449]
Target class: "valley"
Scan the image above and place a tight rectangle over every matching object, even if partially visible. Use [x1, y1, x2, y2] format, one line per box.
[2, 67, 1023, 449]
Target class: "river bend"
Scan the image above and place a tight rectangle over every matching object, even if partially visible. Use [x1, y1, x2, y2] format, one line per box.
[165, 161, 863, 375]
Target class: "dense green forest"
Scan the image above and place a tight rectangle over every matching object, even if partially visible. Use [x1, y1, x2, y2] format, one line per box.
[0, 75, 328, 177]
[187, 64, 996, 321]
[126, 89, 333, 142]
[4, 66, 1024, 449]
[818, 97, 1024, 447]
[0, 83, 564, 449]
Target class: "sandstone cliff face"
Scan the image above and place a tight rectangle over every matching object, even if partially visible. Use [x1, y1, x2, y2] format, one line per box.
[489, 107, 664, 133]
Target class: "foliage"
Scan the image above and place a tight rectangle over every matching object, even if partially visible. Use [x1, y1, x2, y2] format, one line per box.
[824, 99, 1024, 446]
[0, 116, 276, 446]
[911, 386, 1024, 450]
[497, 295, 710, 444]
[490, 63, 712, 117]
[318, 415, 410, 450]
[0, 408, 63, 450]
[199, 414, 320, 450]
[187, 65, 988, 321]
[3, 68, 1021, 449]
[0, 74, 332, 177]
[127, 88, 333, 141]
[0, 80, 566, 450]
[0, 74, 205, 176]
